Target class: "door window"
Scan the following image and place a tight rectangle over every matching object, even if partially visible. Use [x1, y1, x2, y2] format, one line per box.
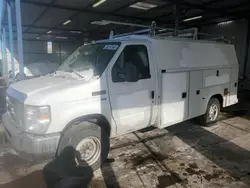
[112, 45, 151, 82]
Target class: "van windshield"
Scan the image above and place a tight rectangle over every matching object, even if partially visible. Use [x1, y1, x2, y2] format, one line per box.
[58, 43, 120, 79]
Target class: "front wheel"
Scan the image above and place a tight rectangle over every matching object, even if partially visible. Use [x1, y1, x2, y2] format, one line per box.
[198, 98, 221, 126]
[57, 122, 110, 171]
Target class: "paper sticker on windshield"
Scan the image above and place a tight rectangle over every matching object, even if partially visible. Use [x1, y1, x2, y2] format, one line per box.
[103, 45, 118, 50]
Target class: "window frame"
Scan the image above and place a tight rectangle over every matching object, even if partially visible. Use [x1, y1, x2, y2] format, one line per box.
[111, 44, 151, 83]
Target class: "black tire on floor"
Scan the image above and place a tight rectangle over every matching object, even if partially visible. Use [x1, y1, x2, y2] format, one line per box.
[57, 121, 110, 171]
[198, 98, 221, 126]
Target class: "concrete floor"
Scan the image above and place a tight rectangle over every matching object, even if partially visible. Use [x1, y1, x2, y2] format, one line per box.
[1, 93, 250, 188]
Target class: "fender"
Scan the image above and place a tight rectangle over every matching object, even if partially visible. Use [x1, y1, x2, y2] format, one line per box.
[46, 97, 117, 136]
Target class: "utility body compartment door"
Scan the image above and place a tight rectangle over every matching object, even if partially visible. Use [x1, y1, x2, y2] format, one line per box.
[107, 43, 156, 134]
[229, 67, 238, 105]
[159, 72, 189, 128]
[203, 68, 231, 106]
[188, 70, 205, 118]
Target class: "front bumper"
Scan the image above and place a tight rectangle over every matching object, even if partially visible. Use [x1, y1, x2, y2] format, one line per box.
[2, 113, 61, 161]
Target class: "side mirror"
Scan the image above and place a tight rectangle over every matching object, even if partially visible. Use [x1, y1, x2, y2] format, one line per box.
[125, 63, 139, 82]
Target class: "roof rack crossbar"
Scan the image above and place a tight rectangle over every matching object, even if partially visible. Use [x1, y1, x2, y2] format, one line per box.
[108, 21, 228, 43]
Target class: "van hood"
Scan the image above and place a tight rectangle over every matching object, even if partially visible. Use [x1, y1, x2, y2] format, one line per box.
[8, 76, 104, 105]
[10, 76, 69, 95]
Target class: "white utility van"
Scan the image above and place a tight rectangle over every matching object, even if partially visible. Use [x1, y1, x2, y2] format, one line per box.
[3, 35, 238, 170]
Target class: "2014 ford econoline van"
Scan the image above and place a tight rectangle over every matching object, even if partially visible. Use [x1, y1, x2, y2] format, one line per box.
[3, 35, 239, 170]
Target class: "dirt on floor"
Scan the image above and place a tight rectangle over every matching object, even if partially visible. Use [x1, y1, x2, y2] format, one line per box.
[1, 91, 250, 188]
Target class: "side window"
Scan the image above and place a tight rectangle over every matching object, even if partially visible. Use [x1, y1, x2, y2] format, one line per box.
[112, 45, 151, 82]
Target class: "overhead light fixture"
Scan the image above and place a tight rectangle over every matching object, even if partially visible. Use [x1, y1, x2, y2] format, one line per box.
[36, 36, 40, 39]
[178, 33, 193, 37]
[158, 29, 168, 32]
[183, 16, 202, 22]
[70, 30, 82, 34]
[55, 36, 68, 39]
[93, 0, 106, 7]
[63, 19, 71, 25]
[130, 2, 158, 10]
[91, 20, 109, 25]
[47, 41, 53, 54]
[47, 30, 52, 34]
[217, 20, 234, 26]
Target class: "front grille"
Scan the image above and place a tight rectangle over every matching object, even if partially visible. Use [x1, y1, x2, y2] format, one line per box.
[7, 95, 24, 128]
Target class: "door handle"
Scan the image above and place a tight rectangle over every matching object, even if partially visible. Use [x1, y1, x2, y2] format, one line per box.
[224, 88, 229, 95]
[151, 91, 155, 99]
[182, 92, 187, 99]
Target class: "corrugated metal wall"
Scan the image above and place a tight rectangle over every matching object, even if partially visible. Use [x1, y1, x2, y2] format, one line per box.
[201, 19, 250, 78]
[12, 41, 81, 65]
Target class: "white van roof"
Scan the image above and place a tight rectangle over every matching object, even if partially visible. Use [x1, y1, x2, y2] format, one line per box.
[97, 34, 238, 70]
[97, 35, 231, 46]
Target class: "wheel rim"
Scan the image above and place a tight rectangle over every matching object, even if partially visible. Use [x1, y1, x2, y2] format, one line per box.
[76, 136, 101, 166]
[209, 104, 218, 121]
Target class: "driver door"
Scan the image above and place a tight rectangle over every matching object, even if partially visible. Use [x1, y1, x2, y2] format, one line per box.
[107, 44, 155, 134]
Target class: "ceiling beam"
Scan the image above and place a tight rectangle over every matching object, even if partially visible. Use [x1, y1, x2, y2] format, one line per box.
[7, 31, 87, 37]
[83, 0, 102, 10]
[113, 0, 141, 13]
[3, 25, 105, 40]
[51, 11, 82, 40]
[157, 1, 250, 24]
[179, 1, 250, 18]
[94, 2, 176, 38]
[14, 38, 83, 44]
[3, 24, 85, 32]
[152, 0, 223, 25]
[163, 0, 249, 19]
[200, 0, 223, 6]
[186, 13, 250, 28]
[181, 0, 249, 10]
[19, 0, 168, 24]
[24, 0, 58, 33]
[137, 2, 174, 17]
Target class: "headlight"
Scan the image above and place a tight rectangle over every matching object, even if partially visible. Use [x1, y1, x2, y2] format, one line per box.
[24, 105, 51, 134]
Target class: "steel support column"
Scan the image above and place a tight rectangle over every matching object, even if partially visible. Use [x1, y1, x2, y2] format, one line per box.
[1, 29, 8, 77]
[59, 43, 62, 64]
[243, 19, 250, 79]
[15, 0, 24, 80]
[174, 1, 181, 37]
[7, 2, 15, 81]
[1, 34, 4, 76]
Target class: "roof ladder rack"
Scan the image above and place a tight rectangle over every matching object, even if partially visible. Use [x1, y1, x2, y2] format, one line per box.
[107, 21, 228, 43]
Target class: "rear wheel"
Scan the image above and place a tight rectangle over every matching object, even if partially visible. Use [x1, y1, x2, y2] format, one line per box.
[57, 121, 110, 171]
[198, 98, 221, 126]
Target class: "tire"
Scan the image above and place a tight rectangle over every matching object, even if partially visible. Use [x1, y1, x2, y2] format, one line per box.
[57, 121, 110, 171]
[198, 98, 221, 126]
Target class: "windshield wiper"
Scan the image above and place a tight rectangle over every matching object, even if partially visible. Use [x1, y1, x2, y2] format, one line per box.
[53, 70, 84, 79]
[72, 70, 85, 79]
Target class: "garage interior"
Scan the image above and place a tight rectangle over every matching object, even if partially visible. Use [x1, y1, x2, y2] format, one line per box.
[0, 0, 250, 187]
